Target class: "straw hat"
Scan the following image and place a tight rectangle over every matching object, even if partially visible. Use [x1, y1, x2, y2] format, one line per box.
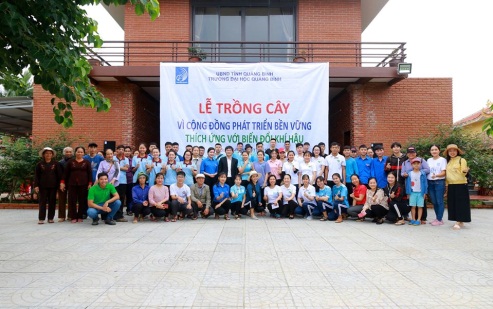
[443, 144, 464, 156]
[39, 147, 56, 157]
[248, 171, 259, 181]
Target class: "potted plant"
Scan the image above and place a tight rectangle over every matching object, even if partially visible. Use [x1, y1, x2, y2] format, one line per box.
[293, 49, 307, 63]
[188, 47, 207, 62]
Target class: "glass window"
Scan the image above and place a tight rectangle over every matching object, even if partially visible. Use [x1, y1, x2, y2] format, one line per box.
[192, 2, 295, 62]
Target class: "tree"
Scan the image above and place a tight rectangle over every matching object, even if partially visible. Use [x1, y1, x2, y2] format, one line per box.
[0, 68, 33, 97]
[0, 0, 159, 128]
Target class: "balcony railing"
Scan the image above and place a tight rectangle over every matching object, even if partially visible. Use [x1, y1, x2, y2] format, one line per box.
[84, 41, 406, 68]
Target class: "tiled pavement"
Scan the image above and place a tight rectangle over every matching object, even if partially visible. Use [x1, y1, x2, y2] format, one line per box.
[0, 209, 492, 308]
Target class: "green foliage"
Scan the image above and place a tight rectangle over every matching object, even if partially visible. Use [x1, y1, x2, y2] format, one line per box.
[0, 132, 80, 202]
[0, 68, 33, 97]
[188, 47, 207, 60]
[407, 125, 493, 188]
[0, 0, 159, 128]
[482, 102, 493, 136]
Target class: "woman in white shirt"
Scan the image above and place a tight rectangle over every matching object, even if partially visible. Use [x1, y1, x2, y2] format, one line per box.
[427, 144, 447, 226]
[264, 175, 283, 219]
[283, 151, 300, 189]
[296, 174, 317, 220]
[281, 174, 298, 219]
[298, 151, 316, 185]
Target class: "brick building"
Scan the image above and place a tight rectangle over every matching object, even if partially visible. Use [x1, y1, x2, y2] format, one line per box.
[33, 0, 452, 151]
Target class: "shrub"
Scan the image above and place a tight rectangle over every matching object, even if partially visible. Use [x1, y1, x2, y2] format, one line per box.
[407, 125, 493, 188]
[0, 132, 81, 202]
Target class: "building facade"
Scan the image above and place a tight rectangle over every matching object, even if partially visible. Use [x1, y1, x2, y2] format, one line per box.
[33, 0, 452, 151]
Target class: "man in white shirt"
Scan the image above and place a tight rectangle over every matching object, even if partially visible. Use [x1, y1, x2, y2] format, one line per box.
[325, 142, 346, 187]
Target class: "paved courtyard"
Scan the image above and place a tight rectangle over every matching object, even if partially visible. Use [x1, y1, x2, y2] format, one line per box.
[0, 209, 492, 308]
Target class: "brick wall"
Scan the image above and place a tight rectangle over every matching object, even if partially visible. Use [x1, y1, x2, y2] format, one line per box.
[124, 0, 191, 65]
[331, 78, 453, 150]
[298, 0, 361, 66]
[32, 82, 159, 150]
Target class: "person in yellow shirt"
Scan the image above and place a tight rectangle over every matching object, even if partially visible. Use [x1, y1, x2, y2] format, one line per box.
[444, 144, 471, 230]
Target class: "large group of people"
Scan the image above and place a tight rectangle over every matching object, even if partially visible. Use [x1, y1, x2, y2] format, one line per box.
[34, 139, 471, 230]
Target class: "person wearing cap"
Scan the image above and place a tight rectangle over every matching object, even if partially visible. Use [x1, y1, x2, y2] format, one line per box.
[131, 172, 151, 223]
[57, 146, 73, 222]
[190, 173, 212, 219]
[278, 147, 287, 165]
[350, 146, 358, 159]
[401, 146, 430, 224]
[444, 144, 471, 230]
[245, 171, 263, 219]
[405, 158, 428, 226]
[83, 142, 104, 185]
[370, 145, 388, 188]
[34, 147, 62, 224]
[87, 172, 122, 225]
[384, 142, 407, 186]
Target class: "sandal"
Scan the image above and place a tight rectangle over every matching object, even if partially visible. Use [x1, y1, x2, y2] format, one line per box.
[132, 217, 138, 224]
[71, 219, 77, 223]
[320, 217, 328, 221]
[235, 215, 240, 220]
[192, 216, 198, 220]
[355, 218, 364, 222]
[139, 215, 144, 222]
[453, 223, 461, 230]
[215, 214, 220, 219]
[150, 215, 157, 222]
[164, 216, 170, 222]
[77, 219, 83, 223]
[289, 215, 294, 219]
[171, 216, 177, 222]
[58, 218, 65, 222]
[38, 220, 44, 225]
[224, 215, 230, 220]
[48, 220, 54, 224]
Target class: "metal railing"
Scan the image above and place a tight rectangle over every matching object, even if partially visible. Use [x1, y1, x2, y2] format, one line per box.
[84, 41, 406, 67]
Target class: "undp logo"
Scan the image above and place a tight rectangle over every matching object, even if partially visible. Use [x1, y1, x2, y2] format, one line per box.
[175, 67, 189, 84]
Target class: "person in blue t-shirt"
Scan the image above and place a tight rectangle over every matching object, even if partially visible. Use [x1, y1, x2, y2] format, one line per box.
[84, 142, 104, 183]
[371, 145, 388, 188]
[355, 144, 372, 184]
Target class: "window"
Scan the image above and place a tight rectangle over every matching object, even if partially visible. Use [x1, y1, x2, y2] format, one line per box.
[192, 1, 296, 62]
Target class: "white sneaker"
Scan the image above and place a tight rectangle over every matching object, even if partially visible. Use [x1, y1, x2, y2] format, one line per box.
[306, 216, 313, 220]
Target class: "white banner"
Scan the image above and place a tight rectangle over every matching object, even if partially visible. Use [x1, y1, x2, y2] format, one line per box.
[160, 62, 329, 150]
